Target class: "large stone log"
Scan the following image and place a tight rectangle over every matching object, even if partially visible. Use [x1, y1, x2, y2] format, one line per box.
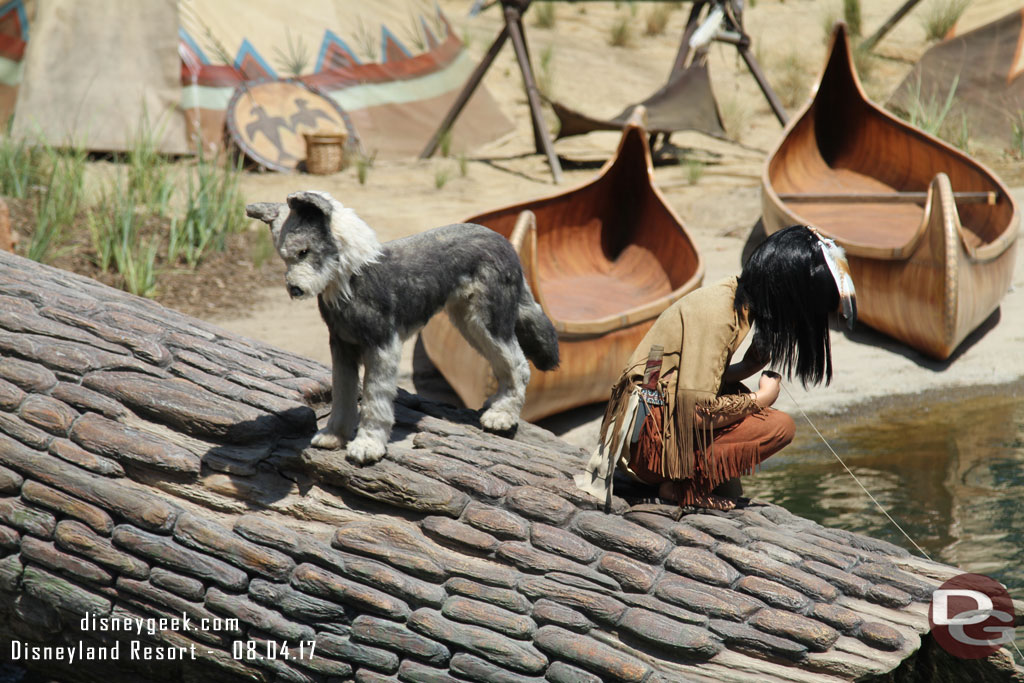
[0, 250, 1021, 682]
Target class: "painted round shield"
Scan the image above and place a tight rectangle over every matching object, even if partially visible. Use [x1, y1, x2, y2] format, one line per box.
[226, 80, 358, 173]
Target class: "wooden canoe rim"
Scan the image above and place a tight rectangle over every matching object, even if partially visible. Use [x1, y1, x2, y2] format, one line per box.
[507, 209, 550, 315]
[468, 105, 704, 339]
[761, 23, 1019, 263]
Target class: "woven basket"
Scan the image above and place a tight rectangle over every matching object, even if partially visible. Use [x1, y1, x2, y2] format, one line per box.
[304, 132, 348, 175]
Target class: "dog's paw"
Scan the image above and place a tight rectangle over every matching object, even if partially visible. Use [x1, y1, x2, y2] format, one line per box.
[310, 429, 343, 450]
[346, 436, 387, 465]
[480, 408, 518, 432]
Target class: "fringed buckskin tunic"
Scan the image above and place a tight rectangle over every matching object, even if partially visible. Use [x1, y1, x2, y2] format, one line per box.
[577, 277, 761, 501]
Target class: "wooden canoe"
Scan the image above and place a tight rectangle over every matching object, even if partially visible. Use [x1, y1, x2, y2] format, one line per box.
[761, 23, 1019, 360]
[420, 111, 704, 421]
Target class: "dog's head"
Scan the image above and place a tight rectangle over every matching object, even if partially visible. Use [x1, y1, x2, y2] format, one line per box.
[246, 191, 380, 301]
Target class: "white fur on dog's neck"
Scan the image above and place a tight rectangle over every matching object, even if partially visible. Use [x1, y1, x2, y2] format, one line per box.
[321, 195, 382, 304]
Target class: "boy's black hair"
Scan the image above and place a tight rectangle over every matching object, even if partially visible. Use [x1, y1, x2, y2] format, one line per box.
[735, 225, 840, 387]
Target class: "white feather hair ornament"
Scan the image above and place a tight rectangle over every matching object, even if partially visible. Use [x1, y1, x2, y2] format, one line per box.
[807, 226, 857, 329]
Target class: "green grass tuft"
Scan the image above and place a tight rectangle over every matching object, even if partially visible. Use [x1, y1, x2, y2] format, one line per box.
[124, 114, 176, 217]
[921, 0, 969, 41]
[0, 132, 46, 199]
[609, 14, 633, 47]
[250, 225, 276, 269]
[354, 150, 376, 185]
[533, 2, 556, 29]
[843, 0, 862, 36]
[434, 166, 451, 190]
[718, 94, 751, 142]
[173, 151, 246, 267]
[684, 158, 705, 185]
[439, 129, 453, 158]
[537, 44, 556, 99]
[23, 142, 88, 264]
[896, 74, 971, 151]
[772, 51, 810, 109]
[1011, 111, 1024, 159]
[353, 17, 379, 62]
[273, 28, 313, 77]
[645, 5, 671, 36]
[89, 181, 159, 297]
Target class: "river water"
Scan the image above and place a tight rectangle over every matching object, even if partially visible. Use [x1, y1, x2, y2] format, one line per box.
[745, 381, 1024, 658]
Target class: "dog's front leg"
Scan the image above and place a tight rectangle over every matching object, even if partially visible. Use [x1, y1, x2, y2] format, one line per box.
[346, 335, 401, 464]
[312, 336, 359, 450]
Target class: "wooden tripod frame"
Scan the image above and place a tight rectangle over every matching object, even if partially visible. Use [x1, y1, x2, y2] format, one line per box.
[422, 0, 789, 183]
[420, 0, 563, 183]
[672, 0, 788, 126]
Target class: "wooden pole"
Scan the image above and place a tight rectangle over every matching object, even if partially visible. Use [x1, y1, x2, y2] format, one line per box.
[669, 0, 707, 76]
[861, 0, 924, 52]
[778, 190, 998, 204]
[736, 39, 789, 126]
[505, 2, 563, 183]
[680, 2, 789, 127]
[419, 25, 509, 159]
[511, 13, 544, 154]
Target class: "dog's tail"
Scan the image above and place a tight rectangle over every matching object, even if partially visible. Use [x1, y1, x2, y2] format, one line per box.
[515, 280, 559, 371]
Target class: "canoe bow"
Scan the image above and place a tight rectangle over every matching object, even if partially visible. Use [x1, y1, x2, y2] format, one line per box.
[421, 111, 704, 420]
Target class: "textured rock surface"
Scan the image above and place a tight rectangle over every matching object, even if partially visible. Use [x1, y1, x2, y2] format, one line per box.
[0, 251, 1022, 682]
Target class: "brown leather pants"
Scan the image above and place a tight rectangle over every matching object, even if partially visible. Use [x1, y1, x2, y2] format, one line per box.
[629, 408, 795, 497]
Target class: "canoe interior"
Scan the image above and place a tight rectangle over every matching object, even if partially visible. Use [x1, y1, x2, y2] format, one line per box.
[766, 27, 1014, 254]
[465, 126, 700, 324]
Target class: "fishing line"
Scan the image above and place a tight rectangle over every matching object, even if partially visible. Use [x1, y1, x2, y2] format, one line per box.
[780, 384, 933, 561]
[783, 386, 1024, 663]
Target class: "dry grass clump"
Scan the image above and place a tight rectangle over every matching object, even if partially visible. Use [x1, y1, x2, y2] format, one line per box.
[434, 166, 451, 190]
[684, 158, 705, 185]
[273, 29, 313, 76]
[843, 0, 862, 37]
[1011, 112, 1024, 160]
[821, 8, 841, 44]
[533, 2, 556, 29]
[354, 150, 375, 185]
[609, 14, 633, 47]
[353, 17, 379, 62]
[895, 74, 971, 151]
[921, 0, 969, 41]
[771, 51, 811, 109]
[644, 5, 672, 36]
[718, 94, 752, 142]
[536, 44, 556, 99]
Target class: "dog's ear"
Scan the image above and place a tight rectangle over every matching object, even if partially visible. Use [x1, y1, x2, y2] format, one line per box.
[287, 191, 334, 221]
[246, 202, 284, 224]
[246, 202, 286, 242]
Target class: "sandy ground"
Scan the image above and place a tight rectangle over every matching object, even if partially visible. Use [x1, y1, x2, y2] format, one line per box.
[214, 0, 1024, 448]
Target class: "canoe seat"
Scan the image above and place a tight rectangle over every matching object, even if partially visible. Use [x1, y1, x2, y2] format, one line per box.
[780, 168, 924, 250]
[794, 202, 923, 250]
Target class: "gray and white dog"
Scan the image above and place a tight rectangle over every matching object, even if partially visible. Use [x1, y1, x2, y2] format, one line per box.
[246, 191, 559, 464]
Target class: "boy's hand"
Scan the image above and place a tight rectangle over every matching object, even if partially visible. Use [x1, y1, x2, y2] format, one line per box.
[755, 371, 781, 408]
